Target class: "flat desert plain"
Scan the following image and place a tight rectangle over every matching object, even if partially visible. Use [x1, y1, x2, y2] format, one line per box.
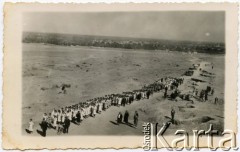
[22, 43, 224, 136]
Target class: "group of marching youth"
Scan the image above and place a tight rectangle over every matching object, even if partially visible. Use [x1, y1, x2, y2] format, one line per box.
[155, 77, 185, 98]
[34, 76, 185, 136]
[160, 77, 184, 91]
[38, 98, 113, 135]
[110, 90, 152, 107]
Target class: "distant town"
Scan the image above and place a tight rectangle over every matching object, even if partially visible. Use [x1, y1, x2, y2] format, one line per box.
[23, 32, 225, 54]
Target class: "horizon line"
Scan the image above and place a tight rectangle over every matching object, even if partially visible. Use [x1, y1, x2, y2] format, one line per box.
[23, 31, 225, 44]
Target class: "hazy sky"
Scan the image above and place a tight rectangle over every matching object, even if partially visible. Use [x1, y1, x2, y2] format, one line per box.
[23, 12, 225, 42]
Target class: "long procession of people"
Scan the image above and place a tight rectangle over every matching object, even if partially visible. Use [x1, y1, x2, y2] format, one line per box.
[33, 76, 184, 136]
[28, 63, 218, 136]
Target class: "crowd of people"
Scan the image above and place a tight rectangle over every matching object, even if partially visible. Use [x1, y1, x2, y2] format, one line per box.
[27, 76, 185, 136]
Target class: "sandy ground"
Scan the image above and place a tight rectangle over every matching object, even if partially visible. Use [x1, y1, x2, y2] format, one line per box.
[22, 43, 224, 136]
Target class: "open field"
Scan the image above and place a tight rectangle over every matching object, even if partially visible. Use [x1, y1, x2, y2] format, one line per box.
[22, 43, 224, 136]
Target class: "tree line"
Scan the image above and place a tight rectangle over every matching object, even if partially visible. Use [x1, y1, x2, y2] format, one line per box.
[22, 32, 225, 54]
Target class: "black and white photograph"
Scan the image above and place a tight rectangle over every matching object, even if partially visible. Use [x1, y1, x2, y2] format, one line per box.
[2, 3, 238, 149]
[22, 11, 225, 136]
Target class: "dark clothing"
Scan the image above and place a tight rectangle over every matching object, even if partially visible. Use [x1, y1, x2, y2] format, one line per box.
[122, 98, 126, 107]
[164, 92, 167, 98]
[102, 102, 106, 111]
[64, 118, 71, 133]
[171, 109, 175, 123]
[76, 112, 81, 123]
[134, 113, 139, 127]
[124, 112, 129, 124]
[206, 86, 211, 93]
[205, 92, 208, 101]
[97, 104, 100, 113]
[41, 120, 48, 137]
[146, 91, 150, 99]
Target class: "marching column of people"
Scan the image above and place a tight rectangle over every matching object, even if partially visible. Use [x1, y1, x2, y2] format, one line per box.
[29, 76, 184, 136]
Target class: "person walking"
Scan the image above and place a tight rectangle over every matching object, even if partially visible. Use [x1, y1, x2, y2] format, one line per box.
[64, 116, 71, 134]
[117, 112, 123, 124]
[171, 108, 175, 124]
[28, 119, 34, 134]
[164, 91, 167, 98]
[76, 111, 81, 125]
[134, 111, 139, 128]
[41, 119, 48, 137]
[124, 110, 129, 124]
